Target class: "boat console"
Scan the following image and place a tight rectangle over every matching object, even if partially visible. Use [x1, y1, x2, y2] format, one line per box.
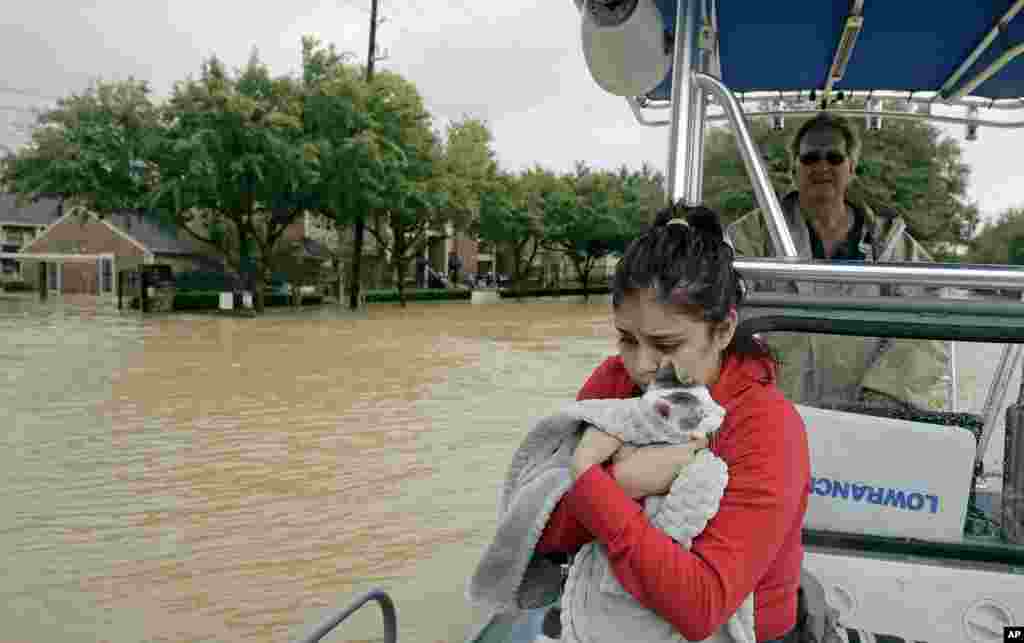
[798, 405, 977, 542]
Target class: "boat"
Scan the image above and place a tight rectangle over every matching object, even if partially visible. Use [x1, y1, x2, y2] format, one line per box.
[298, 1, 1024, 641]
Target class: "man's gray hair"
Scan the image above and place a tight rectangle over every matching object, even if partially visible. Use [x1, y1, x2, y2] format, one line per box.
[789, 112, 862, 169]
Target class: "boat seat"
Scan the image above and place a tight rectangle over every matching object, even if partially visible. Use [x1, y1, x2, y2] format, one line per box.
[810, 402, 1002, 536]
[797, 404, 977, 542]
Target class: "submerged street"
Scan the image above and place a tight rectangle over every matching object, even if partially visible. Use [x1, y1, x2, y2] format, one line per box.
[0, 294, 1014, 642]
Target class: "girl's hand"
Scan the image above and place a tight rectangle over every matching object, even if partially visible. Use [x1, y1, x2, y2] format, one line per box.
[571, 427, 623, 480]
[611, 433, 710, 499]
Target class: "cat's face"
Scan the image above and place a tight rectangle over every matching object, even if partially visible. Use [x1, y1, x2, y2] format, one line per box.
[642, 362, 719, 436]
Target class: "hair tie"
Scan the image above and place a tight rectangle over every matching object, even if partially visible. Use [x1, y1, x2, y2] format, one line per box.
[666, 218, 689, 228]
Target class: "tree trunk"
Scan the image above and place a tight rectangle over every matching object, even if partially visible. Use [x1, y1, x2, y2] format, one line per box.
[580, 258, 592, 303]
[395, 260, 408, 308]
[570, 256, 589, 303]
[349, 215, 365, 310]
[332, 258, 342, 301]
[253, 267, 266, 313]
[393, 222, 408, 308]
[511, 251, 526, 302]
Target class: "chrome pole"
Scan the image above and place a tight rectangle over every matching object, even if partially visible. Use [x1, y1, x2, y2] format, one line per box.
[694, 73, 798, 257]
[666, 0, 700, 205]
[949, 340, 959, 413]
[978, 344, 1023, 471]
[683, 11, 709, 204]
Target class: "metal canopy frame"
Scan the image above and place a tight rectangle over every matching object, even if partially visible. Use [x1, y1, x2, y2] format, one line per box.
[641, 0, 1024, 293]
[620, 0, 1024, 474]
[938, 0, 1024, 99]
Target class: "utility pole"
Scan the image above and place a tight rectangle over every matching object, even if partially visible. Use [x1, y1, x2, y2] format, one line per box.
[348, 0, 384, 310]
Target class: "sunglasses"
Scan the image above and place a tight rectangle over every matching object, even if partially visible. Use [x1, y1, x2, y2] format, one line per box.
[799, 150, 847, 166]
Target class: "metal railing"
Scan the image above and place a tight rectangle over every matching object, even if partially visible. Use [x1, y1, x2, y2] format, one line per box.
[734, 258, 1024, 291]
[297, 589, 397, 643]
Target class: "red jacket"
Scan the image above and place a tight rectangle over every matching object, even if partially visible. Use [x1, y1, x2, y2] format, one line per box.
[537, 353, 809, 642]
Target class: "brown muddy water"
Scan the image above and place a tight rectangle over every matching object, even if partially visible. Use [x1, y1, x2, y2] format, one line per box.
[0, 293, 1012, 642]
[1, 294, 619, 643]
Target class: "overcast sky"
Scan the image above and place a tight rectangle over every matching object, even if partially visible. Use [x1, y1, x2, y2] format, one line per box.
[2, 0, 1022, 225]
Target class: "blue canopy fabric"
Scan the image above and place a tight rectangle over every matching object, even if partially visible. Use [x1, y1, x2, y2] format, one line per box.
[646, 0, 1024, 102]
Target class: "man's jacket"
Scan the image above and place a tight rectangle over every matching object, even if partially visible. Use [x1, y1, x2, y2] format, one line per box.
[726, 191, 950, 410]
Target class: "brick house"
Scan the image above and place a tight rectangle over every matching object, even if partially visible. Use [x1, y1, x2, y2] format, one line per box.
[0, 194, 61, 282]
[19, 208, 223, 295]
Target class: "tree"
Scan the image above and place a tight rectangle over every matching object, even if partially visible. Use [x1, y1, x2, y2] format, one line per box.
[701, 102, 980, 254]
[611, 162, 667, 248]
[147, 50, 317, 312]
[3, 37, 395, 314]
[361, 70, 446, 308]
[298, 36, 388, 310]
[437, 116, 500, 234]
[543, 164, 627, 301]
[0, 78, 158, 213]
[476, 170, 543, 292]
[968, 207, 1024, 264]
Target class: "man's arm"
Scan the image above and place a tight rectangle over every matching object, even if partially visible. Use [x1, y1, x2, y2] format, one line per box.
[862, 226, 951, 410]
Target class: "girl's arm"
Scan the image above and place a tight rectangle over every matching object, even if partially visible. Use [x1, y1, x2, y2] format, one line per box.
[535, 462, 615, 554]
[562, 401, 808, 641]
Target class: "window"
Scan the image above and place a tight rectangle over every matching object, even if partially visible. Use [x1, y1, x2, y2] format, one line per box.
[100, 257, 114, 293]
[46, 262, 60, 291]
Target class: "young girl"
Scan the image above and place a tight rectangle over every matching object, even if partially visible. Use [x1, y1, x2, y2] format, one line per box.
[540, 204, 810, 643]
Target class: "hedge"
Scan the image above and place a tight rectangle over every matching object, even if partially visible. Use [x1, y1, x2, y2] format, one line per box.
[2, 281, 35, 293]
[498, 286, 612, 299]
[174, 270, 237, 292]
[364, 288, 471, 303]
[128, 291, 325, 311]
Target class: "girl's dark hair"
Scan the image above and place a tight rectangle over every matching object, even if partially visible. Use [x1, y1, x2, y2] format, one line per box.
[611, 202, 772, 362]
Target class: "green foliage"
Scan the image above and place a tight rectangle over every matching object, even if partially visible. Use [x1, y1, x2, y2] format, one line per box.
[172, 291, 221, 311]
[702, 102, 979, 253]
[173, 270, 236, 292]
[0, 78, 158, 212]
[968, 207, 1024, 264]
[498, 286, 611, 299]
[437, 116, 500, 233]
[364, 288, 470, 303]
[355, 70, 465, 307]
[2, 281, 34, 293]
[541, 161, 663, 296]
[476, 168, 545, 287]
[147, 49, 317, 296]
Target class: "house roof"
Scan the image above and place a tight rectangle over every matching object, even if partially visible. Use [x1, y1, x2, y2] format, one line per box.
[19, 204, 214, 259]
[0, 194, 62, 226]
[103, 211, 210, 256]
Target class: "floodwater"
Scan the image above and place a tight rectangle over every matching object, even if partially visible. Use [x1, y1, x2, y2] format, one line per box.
[0, 293, 1014, 643]
[1, 294, 618, 643]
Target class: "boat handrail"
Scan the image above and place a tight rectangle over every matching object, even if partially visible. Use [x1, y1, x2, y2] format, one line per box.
[735, 258, 1024, 290]
[297, 588, 398, 643]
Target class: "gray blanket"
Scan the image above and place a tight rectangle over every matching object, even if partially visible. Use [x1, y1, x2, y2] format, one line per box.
[467, 383, 755, 643]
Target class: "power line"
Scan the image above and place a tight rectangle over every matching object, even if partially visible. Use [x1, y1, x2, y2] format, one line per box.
[0, 105, 43, 113]
[0, 84, 62, 102]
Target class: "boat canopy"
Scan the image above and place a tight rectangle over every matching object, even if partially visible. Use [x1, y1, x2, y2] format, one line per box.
[646, 0, 1024, 104]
